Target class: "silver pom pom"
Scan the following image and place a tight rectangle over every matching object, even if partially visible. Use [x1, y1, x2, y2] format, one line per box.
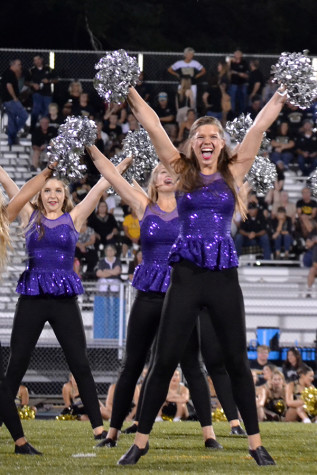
[307, 171, 317, 198]
[226, 113, 253, 144]
[246, 156, 277, 194]
[94, 49, 140, 104]
[226, 113, 270, 153]
[47, 116, 97, 181]
[107, 130, 158, 195]
[122, 128, 158, 182]
[271, 51, 317, 109]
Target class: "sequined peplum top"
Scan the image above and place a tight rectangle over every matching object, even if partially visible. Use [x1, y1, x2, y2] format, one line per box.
[132, 203, 179, 293]
[17, 212, 83, 296]
[168, 172, 239, 270]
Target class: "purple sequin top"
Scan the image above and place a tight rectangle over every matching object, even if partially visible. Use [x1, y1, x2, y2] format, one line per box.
[169, 172, 238, 270]
[17, 212, 83, 296]
[132, 203, 179, 293]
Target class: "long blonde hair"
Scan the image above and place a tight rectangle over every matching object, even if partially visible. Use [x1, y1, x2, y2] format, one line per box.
[147, 163, 163, 203]
[172, 116, 246, 219]
[29, 178, 74, 239]
[0, 190, 12, 274]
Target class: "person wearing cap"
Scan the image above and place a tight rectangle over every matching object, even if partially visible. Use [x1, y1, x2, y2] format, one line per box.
[167, 47, 206, 108]
[295, 119, 317, 176]
[235, 202, 271, 259]
[154, 92, 177, 142]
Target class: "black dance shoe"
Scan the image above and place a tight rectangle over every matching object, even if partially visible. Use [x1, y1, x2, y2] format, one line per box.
[95, 437, 117, 448]
[15, 442, 43, 455]
[117, 442, 149, 465]
[230, 425, 247, 437]
[205, 438, 223, 450]
[94, 430, 108, 440]
[249, 446, 276, 466]
[122, 423, 138, 434]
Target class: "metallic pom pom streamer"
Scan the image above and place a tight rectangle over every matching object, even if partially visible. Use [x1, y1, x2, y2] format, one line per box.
[122, 128, 158, 181]
[226, 114, 270, 154]
[271, 51, 317, 109]
[212, 407, 227, 422]
[307, 172, 317, 198]
[94, 49, 140, 104]
[301, 386, 317, 417]
[226, 113, 253, 144]
[56, 413, 78, 421]
[47, 116, 97, 181]
[18, 405, 36, 420]
[246, 156, 277, 194]
[272, 399, 286, 415]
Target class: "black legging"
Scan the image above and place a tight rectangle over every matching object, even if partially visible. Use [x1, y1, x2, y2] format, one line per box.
[6, 295, 103, 430]
[0, 343, 24, 442]
[199, 309, 239, 422]
[137, 260, 259, 436]
[110, 290, 211, 430]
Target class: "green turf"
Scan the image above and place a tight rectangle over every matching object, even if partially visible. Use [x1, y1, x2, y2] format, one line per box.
[0, 420, 316, 474]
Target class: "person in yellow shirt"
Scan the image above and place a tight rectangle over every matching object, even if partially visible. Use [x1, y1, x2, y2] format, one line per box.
[123, 208, 140, 247]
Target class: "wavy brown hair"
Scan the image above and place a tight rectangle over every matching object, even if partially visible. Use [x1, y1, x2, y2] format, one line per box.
[0, 190, 12, 274]
[29, 178, 74, 239]
[172, 116, 246, 218]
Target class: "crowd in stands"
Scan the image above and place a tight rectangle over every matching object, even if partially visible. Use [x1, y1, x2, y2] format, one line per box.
[1, 49, 317, 288]
[250, 346, 316, 423]
[52, 348, 315, 425]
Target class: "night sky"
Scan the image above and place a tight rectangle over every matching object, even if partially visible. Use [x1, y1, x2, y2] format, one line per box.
[0, 0, 317, 54]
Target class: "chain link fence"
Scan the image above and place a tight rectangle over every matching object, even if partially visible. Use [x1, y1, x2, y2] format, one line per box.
[0, 47, 280, 106]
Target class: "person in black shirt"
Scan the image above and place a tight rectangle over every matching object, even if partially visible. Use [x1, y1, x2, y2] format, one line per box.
[30, 116, 57, 171]
[71, 92, 96, 119]
[247, 60, 264, 105]
[26, 54, 58, 131]
[249, 345, 270, 386]
[1, 59, 28, 146]
[228, 49, 249, 116]
[296, 186, 317, 238]
[153, 92, 177, 142]
[235, 202, 272, 259]
[270, 206, 293, 259]
[295, 119, 317, 176]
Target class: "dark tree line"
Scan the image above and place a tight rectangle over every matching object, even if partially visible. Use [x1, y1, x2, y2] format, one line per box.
[1, 0, 316, 54]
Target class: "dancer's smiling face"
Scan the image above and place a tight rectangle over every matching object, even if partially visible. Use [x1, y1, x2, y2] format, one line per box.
[190, 124, 225, 170]
[155, 164, 176, 192]
[40, 179, 66, 214]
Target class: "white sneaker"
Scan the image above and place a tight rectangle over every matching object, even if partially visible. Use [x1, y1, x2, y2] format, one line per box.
[303, 418, 311, 423]
[155, 416, 163, 422]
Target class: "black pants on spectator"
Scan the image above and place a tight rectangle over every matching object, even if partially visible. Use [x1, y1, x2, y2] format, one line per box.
[110, 290, 211, 430]
[137, 260, 259, 435]
[199, 309, 239, 422]
[6, 296, 103, 430]
[0, 342, 24, 441]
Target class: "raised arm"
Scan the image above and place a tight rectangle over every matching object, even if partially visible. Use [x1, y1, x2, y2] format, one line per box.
[71, 155, 132, 231]
[86, 145, 149, 220]
[6, 167, 53, 223]
[127, 87, 179, 170]
[0, 166, 20, 200]
[231, 89, 288, 185]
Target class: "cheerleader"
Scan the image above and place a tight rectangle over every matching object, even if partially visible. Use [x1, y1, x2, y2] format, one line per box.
[116, 84, 287, 466]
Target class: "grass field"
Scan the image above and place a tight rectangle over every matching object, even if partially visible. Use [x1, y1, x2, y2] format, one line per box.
[0, 420, 316, 474]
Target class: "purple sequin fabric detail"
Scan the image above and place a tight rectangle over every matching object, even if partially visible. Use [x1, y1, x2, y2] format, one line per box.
[169, 173, 239, 270]
[132, 204, 179, 292]
[16, 212, 83, 296]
